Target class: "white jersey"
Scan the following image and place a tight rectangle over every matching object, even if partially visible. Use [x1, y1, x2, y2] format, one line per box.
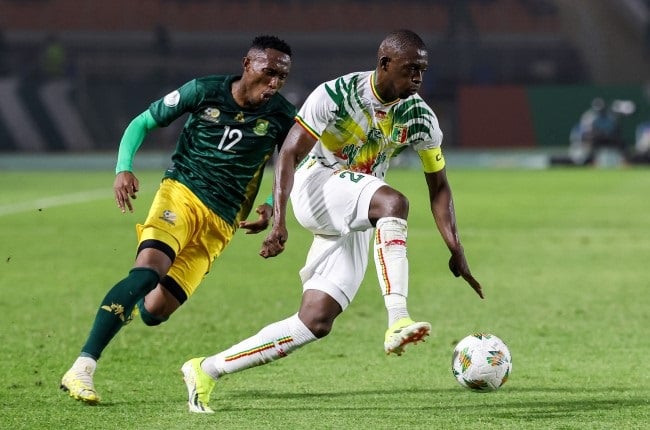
[296, 70, 443, 179]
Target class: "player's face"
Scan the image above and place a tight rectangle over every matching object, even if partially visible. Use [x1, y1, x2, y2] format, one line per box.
[242, 49, 291, 107]
[386, 47, 428, 99]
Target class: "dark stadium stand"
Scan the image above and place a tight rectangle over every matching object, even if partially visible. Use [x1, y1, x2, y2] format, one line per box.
[0, 0, 642, 151]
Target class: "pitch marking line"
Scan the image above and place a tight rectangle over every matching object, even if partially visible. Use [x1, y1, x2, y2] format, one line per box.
[0, 189, 109, 217]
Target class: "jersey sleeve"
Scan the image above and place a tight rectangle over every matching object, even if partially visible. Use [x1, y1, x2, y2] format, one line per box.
[148, 79, 201, 127]
[295, 82, 338, 139]
[115, 110, 159, 173]
[409, 102, 444, 152]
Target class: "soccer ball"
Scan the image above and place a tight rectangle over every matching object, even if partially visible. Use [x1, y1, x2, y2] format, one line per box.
[451, 333, 512, 392]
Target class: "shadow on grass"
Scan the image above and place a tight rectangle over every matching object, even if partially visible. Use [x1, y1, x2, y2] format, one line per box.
[216, 386, 648, 416]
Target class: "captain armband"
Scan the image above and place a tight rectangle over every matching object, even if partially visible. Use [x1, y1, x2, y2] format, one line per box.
[417, 147, 446, 173]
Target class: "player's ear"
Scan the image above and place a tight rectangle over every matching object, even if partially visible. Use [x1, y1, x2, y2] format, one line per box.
[242, 56, 251, 71]
[379, 56, 390, 70]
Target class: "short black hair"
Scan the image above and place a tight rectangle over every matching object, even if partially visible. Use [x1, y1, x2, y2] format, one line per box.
[250, 35, 292, 57]
[381, 29, 427, 53]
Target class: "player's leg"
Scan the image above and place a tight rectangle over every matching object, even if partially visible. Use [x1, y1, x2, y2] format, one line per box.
[368, 186, 431, 355]
[199, 291, 335, 376]
[135, 280, 179, 326]
[137, 197, 236, 325]
[60, 250, 167, 404]
[60, 179, 191, 404]
[291, 166, 427, 353]
[182, 308, 319, 414]
[182, 230, 370, 413]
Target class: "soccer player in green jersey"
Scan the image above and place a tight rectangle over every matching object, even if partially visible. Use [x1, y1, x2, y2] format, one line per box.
[181, 29, 483, 413]
[60, 35, 296, 405]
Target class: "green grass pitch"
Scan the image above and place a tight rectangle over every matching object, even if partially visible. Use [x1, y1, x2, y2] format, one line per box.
[1, 167, 648, 429]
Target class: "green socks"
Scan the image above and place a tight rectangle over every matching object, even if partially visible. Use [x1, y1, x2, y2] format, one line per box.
[80, 268, 160, 359]
[137, 298, 169, 326]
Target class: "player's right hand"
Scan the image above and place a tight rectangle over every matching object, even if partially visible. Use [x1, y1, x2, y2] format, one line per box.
[260, 226, 287, 258]
[113, 171, 139, 213]
[449, 250, 484, 299]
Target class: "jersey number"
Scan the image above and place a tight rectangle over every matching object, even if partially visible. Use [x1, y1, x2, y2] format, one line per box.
[339, 171, 364, 183]
[218, 126, 243, 152]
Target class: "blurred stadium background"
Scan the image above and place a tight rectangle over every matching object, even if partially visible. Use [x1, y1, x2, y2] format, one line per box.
[1, 0, 649, 167]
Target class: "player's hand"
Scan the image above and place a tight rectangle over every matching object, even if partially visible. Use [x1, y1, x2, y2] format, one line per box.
[260, 225, 288, 258]
[239, 204, 272, 234]
[113, 171, 139, 213]
[449, 249, 484, 299]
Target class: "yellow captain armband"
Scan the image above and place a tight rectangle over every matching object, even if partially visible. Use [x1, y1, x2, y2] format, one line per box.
[417, 147, 446, 173]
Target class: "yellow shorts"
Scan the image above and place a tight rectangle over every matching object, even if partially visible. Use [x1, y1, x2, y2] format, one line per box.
[136, 178, 235, 299]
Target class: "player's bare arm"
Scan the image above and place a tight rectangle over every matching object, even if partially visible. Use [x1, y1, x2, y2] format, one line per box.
[113, 171, 140, 213]
[260, 123, 317, 258]
[424, 169, 484, 299]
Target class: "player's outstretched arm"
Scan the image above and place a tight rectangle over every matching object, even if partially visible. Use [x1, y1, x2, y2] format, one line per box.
[424, 169, 484, 299]
[260, 123, 317, 258]
[113, 110, 159, 213]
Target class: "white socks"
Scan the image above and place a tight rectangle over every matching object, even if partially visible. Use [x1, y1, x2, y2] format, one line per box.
[374, 217, 409, 297]
[374, 217, 410, 326]
[202, 313, 316, 379]
[73, 356, 97, 374]
[384, 293, 410, 326]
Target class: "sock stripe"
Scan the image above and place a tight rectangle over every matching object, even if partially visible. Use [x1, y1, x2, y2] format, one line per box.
[224, 336, 293, 362]
[375, 229, 392, 294]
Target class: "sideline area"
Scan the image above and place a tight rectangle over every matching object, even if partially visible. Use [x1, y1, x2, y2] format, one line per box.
[0, 149, 569, 171]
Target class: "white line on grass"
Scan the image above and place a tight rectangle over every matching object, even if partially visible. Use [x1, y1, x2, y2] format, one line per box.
[0, 189, 109, 216]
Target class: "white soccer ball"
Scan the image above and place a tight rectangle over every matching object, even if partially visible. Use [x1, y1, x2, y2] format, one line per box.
[451, 333, 512, 392]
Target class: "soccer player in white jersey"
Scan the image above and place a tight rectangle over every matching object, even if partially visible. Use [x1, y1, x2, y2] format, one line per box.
[181, 29, 483, 413]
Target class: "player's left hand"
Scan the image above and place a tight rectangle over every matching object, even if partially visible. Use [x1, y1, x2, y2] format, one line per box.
[449, 249, 484, 299]
[239, 204, 272, 234]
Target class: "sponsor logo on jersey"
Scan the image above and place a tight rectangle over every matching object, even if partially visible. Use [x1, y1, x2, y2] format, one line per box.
[391, 125, 408, 144]
[375, 110, 387, 120]
[201, 107, 221, 123]
[253, 119, 269, 136]
[163, 90, 180, 107]
[159, 210, 177, 226]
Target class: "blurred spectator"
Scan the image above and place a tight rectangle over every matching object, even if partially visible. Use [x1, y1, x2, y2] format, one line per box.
[39, 33, 68, 80]
[567, 98, 633, 165]
[628, 119, 650, 163]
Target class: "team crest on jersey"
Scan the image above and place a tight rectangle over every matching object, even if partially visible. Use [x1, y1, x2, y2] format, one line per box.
[253, 119, 269, 136]
[163, 90, 180, 107]
[159, 210, 177, 226]
[201, 107, 221, 123]
[391, 125, 408, 144]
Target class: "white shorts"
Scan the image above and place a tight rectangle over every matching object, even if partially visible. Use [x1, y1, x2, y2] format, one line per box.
[291, 162, 386, 309]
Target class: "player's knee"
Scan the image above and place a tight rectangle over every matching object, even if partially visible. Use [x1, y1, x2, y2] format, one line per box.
[308, 322, 333, 339]
[302, 317, 334, 339]
[388, 191, 409, 217]
[370, 187, 409, 220]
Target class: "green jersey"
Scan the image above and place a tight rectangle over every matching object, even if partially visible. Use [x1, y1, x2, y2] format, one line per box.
[148, 75, 296, 224]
